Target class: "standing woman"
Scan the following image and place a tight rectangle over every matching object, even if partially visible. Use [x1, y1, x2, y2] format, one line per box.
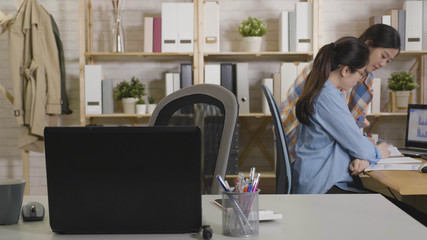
[280, 24, 400, 163]
[293, 37, 390, 194]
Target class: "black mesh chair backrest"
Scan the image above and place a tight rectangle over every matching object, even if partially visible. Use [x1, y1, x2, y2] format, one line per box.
[148, 84, 239, 194]
[262, 85, 292, 194]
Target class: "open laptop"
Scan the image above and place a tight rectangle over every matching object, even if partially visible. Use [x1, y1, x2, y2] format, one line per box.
[398, 104, 427, 157]
[44, 126, 201, 234]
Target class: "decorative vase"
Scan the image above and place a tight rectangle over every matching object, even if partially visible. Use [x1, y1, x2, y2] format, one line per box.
[122, 98, 138, 114]
[136, 104, 147, 114]
[395, 91, 411, 108]
[147, 104, 156, 114]
[241, 36, 262, 52]
[111, 10, 125, 52]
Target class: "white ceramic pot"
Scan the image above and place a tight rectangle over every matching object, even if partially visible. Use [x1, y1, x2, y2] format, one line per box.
[241, 36, 262, 52]
[395, 91, 411, 108]
[147, 104, 156, 114]
[121, 98, 138, 114]
[136, 104, 147, 114]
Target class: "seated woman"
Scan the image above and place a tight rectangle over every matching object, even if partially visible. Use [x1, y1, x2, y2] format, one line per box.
[292, 37, 390, 194]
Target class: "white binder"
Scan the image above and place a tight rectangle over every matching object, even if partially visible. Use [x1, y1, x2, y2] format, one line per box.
[178, 3, 194, 53]
[423, 0, 427, 50]
[144, 17, 153, 53]
[204, 64, 221, 85]
[279, 11, 289, 52]
[262, 78, 273, 114]
[204, 1, 220, 52]
[162, 3, 179, 52]
[404, 1, 423, 51]
[165, 73, 174, 96]
[371, 78, 381, 113]
[85, 65, 102, 115]
[280, 62, 298, 102]
[173, 73, 180, 91]
[236, 63, 250, 114]
[295, 2, 312, 52]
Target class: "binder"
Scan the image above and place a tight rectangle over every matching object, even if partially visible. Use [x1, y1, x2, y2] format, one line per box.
[173, 73, 181, 92]
[262, 78, 273, 114]
[398, 10, 406, 51]
[165, 73, 174, 96]
[102, 79, 114, 114]
[178, 3, 194, 53]
[381, 15, 391, 26]
[236, 63, 250, 114]
[162, 3, 179, 52]
[220, 63, 236, 94]
[295, 2, 312, 52]
[204, 1, 220, 52]
[279, 11, 289, 52]
[144, 17, 153, 53]
[404, 1, 423, 51]
[369, 16, 381, 26]
[85, 65, 103, 115]
[387, 10, 399, 31]
[272, 73, 281, 105]
[371, 78, 381, 113]
[204, 64, 221, 85]
[180, 63, 193, 88]
[280, 62, 298, 102]
[153, 17, 162, 53]
[288, 12, 296, 52]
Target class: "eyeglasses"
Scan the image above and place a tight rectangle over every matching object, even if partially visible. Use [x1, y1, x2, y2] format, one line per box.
[355, 69, 367, 80]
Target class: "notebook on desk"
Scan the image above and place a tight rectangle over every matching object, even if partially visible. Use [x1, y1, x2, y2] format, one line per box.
[44, 126, 202, 234]
[398, 104, 427, 157]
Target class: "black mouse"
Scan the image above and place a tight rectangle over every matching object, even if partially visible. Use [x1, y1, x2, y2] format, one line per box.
[22, 202, 45, 221]
[419, 163, 427, 173]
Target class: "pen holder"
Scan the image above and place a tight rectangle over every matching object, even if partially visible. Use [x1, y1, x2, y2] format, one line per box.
[222, 190, 259, 237]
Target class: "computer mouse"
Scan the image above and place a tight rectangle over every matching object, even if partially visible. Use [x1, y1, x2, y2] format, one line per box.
[418, 163, 427, 173]
[22, 201, 45, 221]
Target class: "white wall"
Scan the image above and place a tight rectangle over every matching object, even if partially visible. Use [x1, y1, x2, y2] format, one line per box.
[0, 0, 411, 194]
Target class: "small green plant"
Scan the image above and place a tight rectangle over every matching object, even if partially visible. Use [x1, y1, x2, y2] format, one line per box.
[238, 17, 267, 37]
[115, 76, 146, 100]
[148, 96, 155, 104]
[387, 71, 418, 91]
[136, 98, 145, 104]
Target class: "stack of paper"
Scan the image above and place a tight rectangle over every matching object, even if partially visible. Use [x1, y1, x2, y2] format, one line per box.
[365, 157, 421, 171]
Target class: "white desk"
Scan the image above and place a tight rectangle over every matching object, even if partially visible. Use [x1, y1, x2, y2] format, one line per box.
[1, 194, 425, 240]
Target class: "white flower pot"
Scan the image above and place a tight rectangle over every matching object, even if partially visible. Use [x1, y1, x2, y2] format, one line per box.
[121, 98, 138, 114]
[395, 91, 411, 108]
[241, 36, 262, 52]
[147, 104, 156, 114]
[136, 104, 147, 114]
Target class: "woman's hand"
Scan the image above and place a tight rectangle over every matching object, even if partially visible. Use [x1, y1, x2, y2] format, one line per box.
[376, 142, 390, 159]
[349, 159, 370, 176]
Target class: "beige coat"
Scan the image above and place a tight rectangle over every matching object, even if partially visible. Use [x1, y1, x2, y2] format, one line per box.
[5, 0, 61, 151]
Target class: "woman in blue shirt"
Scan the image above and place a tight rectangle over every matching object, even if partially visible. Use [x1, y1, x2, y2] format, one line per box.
[293, 37, 390, 194]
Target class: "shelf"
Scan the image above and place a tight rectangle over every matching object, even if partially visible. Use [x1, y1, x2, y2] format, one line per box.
[84, 52, 194, 61]
[399, 51, 427, 56]
[204, 51, 313, 62]
[366, 112, 407, 117]
[85, 113, 151, 119]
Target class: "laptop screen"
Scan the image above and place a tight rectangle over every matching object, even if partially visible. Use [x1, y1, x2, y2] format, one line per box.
[44, 126, 202, 234]
[405, 104, 427, 148]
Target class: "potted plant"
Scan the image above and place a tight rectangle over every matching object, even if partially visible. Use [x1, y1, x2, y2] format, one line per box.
[136, 98, 146, 114]
[115, 76, 146, 114]
[147, 96, 156, 114]
[388, 71, 418, 108]
[238, 16, 267, 52]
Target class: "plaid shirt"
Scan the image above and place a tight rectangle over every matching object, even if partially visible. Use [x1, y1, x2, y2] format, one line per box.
[279, 62, 374, 162]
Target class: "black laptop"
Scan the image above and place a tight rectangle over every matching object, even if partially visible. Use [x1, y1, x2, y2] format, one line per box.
[398, 104, 427, 157]
[44, 126, 201, 234]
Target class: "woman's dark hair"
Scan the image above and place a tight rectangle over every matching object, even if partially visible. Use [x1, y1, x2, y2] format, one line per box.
[359, 24, 401, 52]
[296, 37, 369, 125]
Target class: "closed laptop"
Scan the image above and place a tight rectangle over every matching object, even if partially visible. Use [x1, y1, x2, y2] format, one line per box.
[44, 126, 201, 234]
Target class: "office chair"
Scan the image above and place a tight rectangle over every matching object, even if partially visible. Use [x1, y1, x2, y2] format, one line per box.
[148, 84, 239, 194]
[262, 85, 292, 194]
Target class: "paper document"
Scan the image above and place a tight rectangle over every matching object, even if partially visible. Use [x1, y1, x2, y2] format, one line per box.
[388, 145, 403, 157]
[377, 157, 421, 164]
[365, 164, 421, 171]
